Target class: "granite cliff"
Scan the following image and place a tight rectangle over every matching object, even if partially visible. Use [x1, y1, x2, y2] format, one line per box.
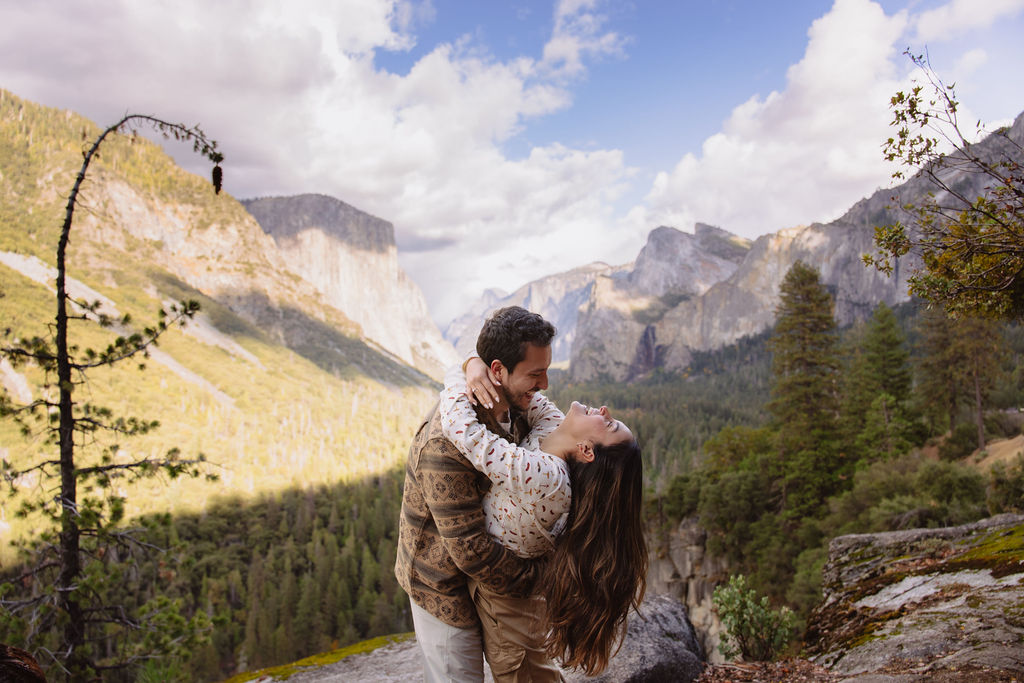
[445, 223, 748, 368]
[444, 261, 622, 364]
[242, 194, 458, 379]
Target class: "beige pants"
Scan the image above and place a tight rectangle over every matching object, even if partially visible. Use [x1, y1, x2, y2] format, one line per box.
[410, 600, 484, 682]
[467, 579, 565, 683]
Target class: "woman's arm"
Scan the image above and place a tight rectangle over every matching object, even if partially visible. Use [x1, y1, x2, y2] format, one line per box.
[463, 355, 564, 447]
[440, 365, 567, 496]
[524, 392, 563, 450]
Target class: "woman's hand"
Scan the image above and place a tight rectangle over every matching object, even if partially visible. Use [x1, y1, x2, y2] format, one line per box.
[465, 356, 501, 409]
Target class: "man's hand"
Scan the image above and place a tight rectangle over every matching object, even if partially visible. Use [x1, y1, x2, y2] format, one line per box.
[464, 356, 501, 409]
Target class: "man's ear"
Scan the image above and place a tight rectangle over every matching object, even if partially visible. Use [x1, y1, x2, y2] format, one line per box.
[490, 360, 507, 383]
[576, 442, 596, 463]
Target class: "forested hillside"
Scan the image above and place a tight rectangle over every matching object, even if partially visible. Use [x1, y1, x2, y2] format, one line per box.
[0, 91, 436, 679]
[657, 284, 1024, 625]
[0, 90, 435, 531]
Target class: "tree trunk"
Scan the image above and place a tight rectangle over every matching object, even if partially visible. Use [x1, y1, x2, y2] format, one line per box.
[973, 359, 985, 451]
[53, 121, 113, 679]
[56, 187, 86, 678]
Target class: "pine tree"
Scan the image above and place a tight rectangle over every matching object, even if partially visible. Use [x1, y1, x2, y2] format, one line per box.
[917, 309, 1004, 447]
[0, 113, 222, 680]
[768, 261, 841, 516]
[957, 316, 1004, 449]
[843, 302, 917, 460]
[862, 303, 912, 404]
[916, 307, 963, 433]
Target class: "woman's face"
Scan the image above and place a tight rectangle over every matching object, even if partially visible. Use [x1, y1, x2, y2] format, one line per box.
[564, 401, 633, 449]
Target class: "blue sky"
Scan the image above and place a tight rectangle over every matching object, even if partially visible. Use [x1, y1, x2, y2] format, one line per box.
[2, 0, 1023, 325]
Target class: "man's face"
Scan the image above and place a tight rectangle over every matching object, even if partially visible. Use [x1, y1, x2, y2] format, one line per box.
[499, 343, 551, 412]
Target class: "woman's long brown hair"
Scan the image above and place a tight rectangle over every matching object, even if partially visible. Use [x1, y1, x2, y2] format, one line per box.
[541, 438, 647, 675]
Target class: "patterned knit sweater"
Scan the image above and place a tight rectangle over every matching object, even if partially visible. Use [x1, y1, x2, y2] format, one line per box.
[395, 402, 538, 627]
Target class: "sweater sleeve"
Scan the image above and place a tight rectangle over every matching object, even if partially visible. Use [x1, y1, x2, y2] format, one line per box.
[439, 365, 566, 498]
[418, 435, 537, 597]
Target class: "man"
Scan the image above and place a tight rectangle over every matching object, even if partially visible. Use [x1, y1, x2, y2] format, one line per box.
[396, 306, 558, 682]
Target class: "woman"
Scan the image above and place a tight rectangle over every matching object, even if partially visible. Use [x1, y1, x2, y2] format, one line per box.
[439, 362, 647, 676]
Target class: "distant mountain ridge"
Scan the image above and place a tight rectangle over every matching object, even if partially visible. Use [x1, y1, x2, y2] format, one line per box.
[444, 223, 749, 365]
[446, 112, 1024, 383]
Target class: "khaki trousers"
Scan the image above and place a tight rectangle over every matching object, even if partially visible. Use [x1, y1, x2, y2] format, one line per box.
[467, 579, 565, 683]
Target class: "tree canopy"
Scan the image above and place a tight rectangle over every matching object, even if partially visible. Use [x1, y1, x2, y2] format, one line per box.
[865, 51, 1024, 320]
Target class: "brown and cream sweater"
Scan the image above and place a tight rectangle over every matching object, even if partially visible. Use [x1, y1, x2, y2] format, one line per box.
[395, 402, 537, 628]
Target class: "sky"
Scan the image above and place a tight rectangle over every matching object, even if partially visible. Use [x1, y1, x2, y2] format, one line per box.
[2, 0, 1023, 326]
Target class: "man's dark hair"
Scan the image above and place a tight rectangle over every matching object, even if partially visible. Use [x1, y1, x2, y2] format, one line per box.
[476, 306, 556, 372]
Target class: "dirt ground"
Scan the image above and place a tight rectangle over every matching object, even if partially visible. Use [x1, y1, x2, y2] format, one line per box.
[695, 659, 1022, 683]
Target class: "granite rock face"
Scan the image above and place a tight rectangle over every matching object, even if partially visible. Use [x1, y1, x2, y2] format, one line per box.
[646, 517, 729, 664]
[624, 224, 749, 299]
[805, 513, 1024, 679]
[444, 262, 620, 365]
[445, 223, 748, 373]
[243, 194, 458, 379]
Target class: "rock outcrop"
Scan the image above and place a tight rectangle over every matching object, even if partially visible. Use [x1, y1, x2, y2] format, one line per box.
[806, 513, 1024, 679]
[564, 594, 705, 683]
[647, 517, 729, 664]
[272, 594, 705, 682]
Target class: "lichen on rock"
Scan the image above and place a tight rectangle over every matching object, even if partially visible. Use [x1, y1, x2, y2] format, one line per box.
[805, 513, 1024, 679]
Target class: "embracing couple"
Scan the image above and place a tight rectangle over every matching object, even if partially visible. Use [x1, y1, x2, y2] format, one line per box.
[396, 306, 647, 682]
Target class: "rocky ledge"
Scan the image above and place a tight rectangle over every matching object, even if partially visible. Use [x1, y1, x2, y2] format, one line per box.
[254, 593, 705, 683]
[804, 513, 1024, 680]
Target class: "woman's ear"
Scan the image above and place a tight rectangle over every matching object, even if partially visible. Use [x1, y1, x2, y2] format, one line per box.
[576, 442, 596, 463]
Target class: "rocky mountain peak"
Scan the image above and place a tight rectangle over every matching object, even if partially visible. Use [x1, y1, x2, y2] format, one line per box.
[242, 194, 393, 253]
[625, 224, 747, 298]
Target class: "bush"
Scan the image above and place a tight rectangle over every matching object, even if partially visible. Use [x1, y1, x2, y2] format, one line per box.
[984, 411, 1024, 440]
[988, 455, 1024, 514]
[939, 422, 980, 461]
[712, 574, 798, 661]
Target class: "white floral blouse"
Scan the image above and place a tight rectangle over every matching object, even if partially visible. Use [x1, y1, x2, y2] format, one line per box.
[439, 365, 570, 558]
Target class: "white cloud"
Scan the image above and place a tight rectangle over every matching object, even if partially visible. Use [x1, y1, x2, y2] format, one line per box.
[0, 0, 634, 325]
[953, 48, 988, 75]
[542, 0, 628, 78]
[913, 0, 1024, 42]
[643, 0, 910, 239]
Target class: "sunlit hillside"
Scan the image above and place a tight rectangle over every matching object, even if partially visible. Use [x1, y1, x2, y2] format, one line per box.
[0, 89, 436, 557]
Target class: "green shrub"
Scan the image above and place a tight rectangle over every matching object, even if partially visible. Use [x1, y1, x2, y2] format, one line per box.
[988, 455, 1024, 514]
[939, 422, 981, 460]
[663, 471, 702, 520]
[984, 411, 1023, 440]
[712, 574, 798, 661]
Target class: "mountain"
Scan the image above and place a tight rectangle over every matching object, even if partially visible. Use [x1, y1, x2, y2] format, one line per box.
[0, 89, 439, 527]
[444, 223, 749, 365]
[445, 112, 1024, 383]
[241, 194, 458, 379]
[571, 223, 751, 381]
[444, 261, 622, 364]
